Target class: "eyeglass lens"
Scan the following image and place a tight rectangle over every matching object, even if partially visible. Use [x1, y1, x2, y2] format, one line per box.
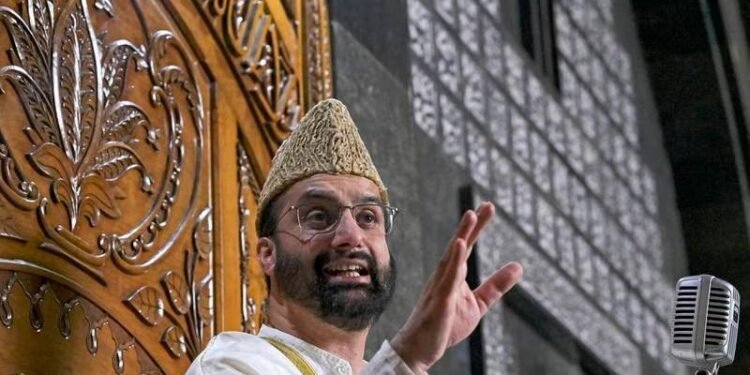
[295, 203, 395, 235]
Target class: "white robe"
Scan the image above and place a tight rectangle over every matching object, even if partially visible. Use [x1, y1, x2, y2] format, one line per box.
[186, 326, 418, 375]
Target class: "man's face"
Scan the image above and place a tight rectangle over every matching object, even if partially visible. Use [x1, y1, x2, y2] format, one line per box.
[265, 174, 396, 331]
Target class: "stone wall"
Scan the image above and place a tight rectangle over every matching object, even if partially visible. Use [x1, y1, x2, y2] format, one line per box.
[329, 1, 689, 373]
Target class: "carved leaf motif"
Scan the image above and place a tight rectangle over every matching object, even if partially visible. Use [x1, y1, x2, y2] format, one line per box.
[0, 66, 58, 146]
[79, 201, 100, 227]
[94, 0, 114, 17]
[28, 142, 74, 181]
[51, 178, 73, 213]
[161, 325, 187, 357]
[161, 271, 190, 314]
[102, 43, 145, 108]
[158, 66, 189, 87]
[79, 174, 122, 226]
[90, 143, 146, 182]
[193, 208, 212, 259]
[53, 0, 100, 162]
[102, 102, 150, 143]
[125, 286, 164, 326]
[27, 0, 54, 50]
[198, 275, 213, 323]
[0, 7, 50, 92]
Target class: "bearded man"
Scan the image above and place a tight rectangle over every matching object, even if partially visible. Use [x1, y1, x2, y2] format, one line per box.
[187, 99, 523, 375]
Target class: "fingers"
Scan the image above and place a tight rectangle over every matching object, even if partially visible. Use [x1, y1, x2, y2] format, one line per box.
[423, 239, 469, 311]
[473, 262, 523, 315]
[432, 202, 495, 290]
[438, 238, 468, 291]
[435, 210, 476, 275]
[453, 210, 478, 246]
[464, 202, 495, 259]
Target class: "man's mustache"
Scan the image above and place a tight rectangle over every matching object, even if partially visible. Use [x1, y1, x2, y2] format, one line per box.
[314, 251, 378, 280]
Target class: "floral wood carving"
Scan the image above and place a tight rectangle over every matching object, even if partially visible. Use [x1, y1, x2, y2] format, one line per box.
[0, 1, 155, 232]
[0, 269, 161, 374]
[182, 207, 214, 357]
[0, 0, 206, 278]
[124, 207, 213, 359]
[240, 3, 300, 143]
[196, 0, 333, 146]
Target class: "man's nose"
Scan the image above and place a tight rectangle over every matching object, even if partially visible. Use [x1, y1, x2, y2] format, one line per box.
[330, 209, 365, 250]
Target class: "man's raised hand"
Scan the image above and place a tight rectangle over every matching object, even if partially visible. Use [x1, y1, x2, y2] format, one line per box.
[390, 202, 523, 374]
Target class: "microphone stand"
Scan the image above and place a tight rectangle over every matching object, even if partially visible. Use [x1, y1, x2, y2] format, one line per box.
[694, 363, 721, 375]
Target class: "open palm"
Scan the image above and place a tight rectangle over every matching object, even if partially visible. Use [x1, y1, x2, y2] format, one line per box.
[391, 202, 523, 374]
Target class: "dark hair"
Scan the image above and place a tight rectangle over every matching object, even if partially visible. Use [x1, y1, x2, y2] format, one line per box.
[258, 197, 277, 238]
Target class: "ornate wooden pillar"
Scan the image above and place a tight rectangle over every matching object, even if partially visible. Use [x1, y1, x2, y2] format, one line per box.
[0, 0, 332, 373]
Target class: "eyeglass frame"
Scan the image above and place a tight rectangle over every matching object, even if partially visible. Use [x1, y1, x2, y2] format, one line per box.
[262, 201, 400, 239]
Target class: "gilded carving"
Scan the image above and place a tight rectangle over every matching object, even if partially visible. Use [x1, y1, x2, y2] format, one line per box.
[238, 142, 253, 333]
[28, 281, 47, 331]
[0, 269, 159, 374]
[196, 0, 333, 146]
[93, 0, 113, 17]
[0, 272, 15, 327]
[0, 0, 206, 277]
[103, 29, 205, 274]
[193, 206, 213, 260]
[162, 271, 191, 315]
[59, 297, 78, 339]
[0, 1, 153, 232]
[238, 141, 262, 199]
[162, 324, 189, 358]
[0, 0, 327, 371]
[237, 142, 264, 333]
[125, 286, 165, 326]
[304, 0, 333, 105]
[123, 207, 214, 359]
[183, 207, 215, 355]
[241, 9, 301, 143]
[0, 133, 40, 211]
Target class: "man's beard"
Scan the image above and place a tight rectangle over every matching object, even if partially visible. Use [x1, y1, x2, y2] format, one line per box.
[273, 244, 396, 331]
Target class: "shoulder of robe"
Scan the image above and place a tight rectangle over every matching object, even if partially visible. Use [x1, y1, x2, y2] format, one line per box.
[186, 332, 301, 375]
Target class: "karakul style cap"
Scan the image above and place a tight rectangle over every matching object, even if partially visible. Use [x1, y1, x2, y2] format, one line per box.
[256, 98, 388, 233]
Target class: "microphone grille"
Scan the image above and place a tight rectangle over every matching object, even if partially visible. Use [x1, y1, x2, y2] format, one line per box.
[673, 281, 698, 345]
[671, 274, 740, 369]
[705, 285, 732, 347]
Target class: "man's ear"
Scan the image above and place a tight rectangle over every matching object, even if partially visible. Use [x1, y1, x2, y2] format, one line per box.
[258, 237, 276, 275]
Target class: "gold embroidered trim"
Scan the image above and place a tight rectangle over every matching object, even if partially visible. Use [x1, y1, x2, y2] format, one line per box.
[262, 337, 319, 375]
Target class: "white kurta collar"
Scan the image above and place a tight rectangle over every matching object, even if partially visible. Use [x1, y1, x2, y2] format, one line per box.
[259, 325, 355, 375]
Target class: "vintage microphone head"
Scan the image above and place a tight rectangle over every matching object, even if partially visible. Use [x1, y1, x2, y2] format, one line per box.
[671, 275, 740, 374]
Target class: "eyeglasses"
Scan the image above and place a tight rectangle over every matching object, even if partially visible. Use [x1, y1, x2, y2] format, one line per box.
[268, 202, 399, 240]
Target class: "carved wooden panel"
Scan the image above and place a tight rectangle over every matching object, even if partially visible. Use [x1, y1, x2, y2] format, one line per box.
[0, 0, 332, 373]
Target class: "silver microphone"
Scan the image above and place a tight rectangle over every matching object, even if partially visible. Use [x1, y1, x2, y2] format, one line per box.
[671, 275, 740, 375]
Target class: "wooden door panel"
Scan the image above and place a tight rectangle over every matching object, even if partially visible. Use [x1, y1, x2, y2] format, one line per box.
[0, 0, 214, 372]
[0, 266, 161, 374]
[0, 0, 332, 373]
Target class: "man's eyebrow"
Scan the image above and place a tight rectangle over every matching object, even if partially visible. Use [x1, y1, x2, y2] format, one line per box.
[358, 195, 383, 204]
[296, 190, 383, 204]
[298, 189, 338, 202]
